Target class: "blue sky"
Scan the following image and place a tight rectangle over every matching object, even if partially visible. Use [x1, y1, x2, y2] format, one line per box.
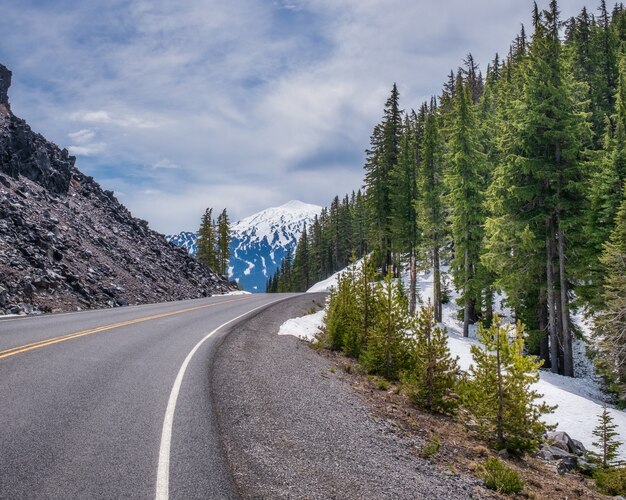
[1, 0, 591, 233]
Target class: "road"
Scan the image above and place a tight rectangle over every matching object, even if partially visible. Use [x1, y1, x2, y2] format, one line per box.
[0, 293, 291, 499]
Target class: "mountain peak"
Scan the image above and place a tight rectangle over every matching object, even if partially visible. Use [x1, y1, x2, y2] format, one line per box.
[280, 200, 315, 210]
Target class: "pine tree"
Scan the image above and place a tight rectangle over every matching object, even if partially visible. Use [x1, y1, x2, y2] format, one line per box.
[446, 72, 486, 336]
[216, 208, 230, 276]
[484, 2, 586, 376]
[292, 223, 310, 292]
[461, 316, 555, 452]
[364, 84, 403, 274]
[390, 114, 420, 313]
[589, 404, 624, 468]
[325, 266, 359, 352]
[417, 100, 445, 322]
[361, 273, 409, 380]
[197, 208, 217, 271]
[402, 305, 459, 414]
[596, 186, 626, 403]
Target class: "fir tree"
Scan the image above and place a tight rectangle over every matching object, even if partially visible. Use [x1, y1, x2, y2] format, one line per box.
[446, 72, 486, 336]
[589, 404, 624, 468]
[416, 100, 445, 322]
[596, 186, 626, 403]
[390, 114, 421, 313]
[197, 208, 217, 271]
[216, 208, 230, 276]
[461, 316, 555, 452]
[402, 305, 459, 414]
[364, 84, 403, 274]
[361, 273, 409, 380]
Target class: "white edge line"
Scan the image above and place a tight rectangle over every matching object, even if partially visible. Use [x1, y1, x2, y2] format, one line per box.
[155, 297, 285, 500]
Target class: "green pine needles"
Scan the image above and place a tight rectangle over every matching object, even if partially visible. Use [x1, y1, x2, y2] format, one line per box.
[460, 316, 555, 453]
[589, 404, 624, 468]
[402, 305, 459, 414]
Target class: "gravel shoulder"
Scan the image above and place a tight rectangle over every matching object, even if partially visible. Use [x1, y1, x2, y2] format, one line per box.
[212, 293, 483, 499]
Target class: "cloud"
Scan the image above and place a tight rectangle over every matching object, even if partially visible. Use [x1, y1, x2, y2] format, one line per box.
[68, 143, 106, 156]
[0, 0, 593, 234]
[152, 158, 180, 169]
[68, 128, 95, 143]
[71, 110, 161, 129]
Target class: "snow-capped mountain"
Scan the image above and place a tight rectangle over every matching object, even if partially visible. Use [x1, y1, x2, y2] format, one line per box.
[166, 231, 198, 256]
[167, 200, 322, 292]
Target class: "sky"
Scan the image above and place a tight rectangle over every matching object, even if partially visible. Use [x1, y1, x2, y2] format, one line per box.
[0, 0, 592, 234]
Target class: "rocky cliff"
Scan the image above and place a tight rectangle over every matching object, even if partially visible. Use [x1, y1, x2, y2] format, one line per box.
[0, 64, 233, 315]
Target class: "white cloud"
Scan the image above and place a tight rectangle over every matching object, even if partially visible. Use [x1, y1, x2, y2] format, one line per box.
[153, 158, 180, 169]
[0, 0, 593, 233]
[68, 128, 95, 143]
[68, 143, 106, 156]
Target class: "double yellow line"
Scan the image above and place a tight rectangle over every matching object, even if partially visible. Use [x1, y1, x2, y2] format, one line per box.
[0, 297, 251, 360]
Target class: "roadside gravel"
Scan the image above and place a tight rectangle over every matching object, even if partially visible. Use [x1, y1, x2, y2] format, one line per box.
[212, 293, 483, 499]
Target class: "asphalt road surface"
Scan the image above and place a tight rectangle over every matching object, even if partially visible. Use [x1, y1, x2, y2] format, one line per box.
[0, 293, 292, 499]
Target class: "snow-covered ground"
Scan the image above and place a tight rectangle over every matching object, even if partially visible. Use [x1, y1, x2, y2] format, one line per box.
[278, 310, 324, 341]
[296, 261, 626, 460]
[222, 290, 252, 295]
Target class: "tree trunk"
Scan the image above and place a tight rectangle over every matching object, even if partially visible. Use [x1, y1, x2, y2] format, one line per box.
[547, 223, 559, 374]
[433, 244, 442, 322]
[409, 249, 417, 315]
[496, 331, 505, 448]
[463, 237, 470, 337]
[558, 217, 574, 377]
[538, 287, 550, 367]
[485, 287, 494, 327]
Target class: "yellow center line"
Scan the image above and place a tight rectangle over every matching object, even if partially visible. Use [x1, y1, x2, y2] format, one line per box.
[0, 297, 252, 360]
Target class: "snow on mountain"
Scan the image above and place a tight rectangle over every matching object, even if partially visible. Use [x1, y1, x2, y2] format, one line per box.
[167, 200, 321, 292]
[166, 231, 198, 256]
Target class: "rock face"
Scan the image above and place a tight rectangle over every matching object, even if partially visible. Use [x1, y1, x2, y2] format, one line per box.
[0, 64, 233, 315]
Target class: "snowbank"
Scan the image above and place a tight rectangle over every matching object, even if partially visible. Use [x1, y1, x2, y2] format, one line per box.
[306, 259, 363, 293]
[278, 310, 324, 342]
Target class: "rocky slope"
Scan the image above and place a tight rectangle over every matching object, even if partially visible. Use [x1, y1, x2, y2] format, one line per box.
[167, 200, 321, 292]
[0, 64, 233, 315]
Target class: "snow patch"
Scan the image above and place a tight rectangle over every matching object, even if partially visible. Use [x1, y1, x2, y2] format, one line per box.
[278, 310, 325, 342]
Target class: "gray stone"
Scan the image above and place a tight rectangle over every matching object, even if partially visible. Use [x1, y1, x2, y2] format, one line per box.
[557, 456, 578, 474]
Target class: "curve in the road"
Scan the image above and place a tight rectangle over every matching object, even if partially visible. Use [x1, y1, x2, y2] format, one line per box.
[155, 297, 286, 500]
[0, 297, 251, 360]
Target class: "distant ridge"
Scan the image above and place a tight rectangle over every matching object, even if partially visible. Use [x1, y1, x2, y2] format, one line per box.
[167, 200, 322, 292]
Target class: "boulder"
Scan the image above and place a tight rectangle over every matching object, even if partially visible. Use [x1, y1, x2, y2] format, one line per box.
[546, 431, 583, 455]
[557, 456, 578, 474]
[537, 444, 574, 460]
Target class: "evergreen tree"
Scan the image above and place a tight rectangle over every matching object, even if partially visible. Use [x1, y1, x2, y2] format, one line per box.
[446, 72, 486, 336]
[216, 208, 230, 276]
[325, 268, 355, 351]
[361, 273, 409, 380]
[390, 114, 421, 313]
[402, 305, 459, 414]
[417, 100, 445, 322]
[596, 186, 626, 403]
[461, 316, 555, 452]
[293, 223, 311, 292]
[589, 404, 623, 468]
[364, 84, 403, 274]
[197, 208, 217, 271]
[484, 2, 586, 376]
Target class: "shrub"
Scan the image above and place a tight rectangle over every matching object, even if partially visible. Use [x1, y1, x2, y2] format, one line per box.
[419, 434, 441, 458]
[479, 457, 524, 494]
[594, 467, 626, 496]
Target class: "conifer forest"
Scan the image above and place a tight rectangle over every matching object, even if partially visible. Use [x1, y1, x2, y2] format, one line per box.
[269, 0, 626, 403]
